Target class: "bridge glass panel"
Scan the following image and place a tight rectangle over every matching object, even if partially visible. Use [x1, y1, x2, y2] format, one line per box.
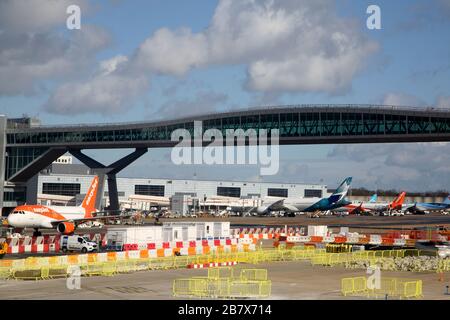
[279, 113, 299, 137]
[203, 118, 222, 131]
[341, 113, 363, 135]
[241, 115, 260, 130]
[47, 131, 65, 143]
[83, 130, 98, 142]
[407, 116, 430, 134]
[114, 129, 132, 141]
[363, 113, 384, 135]
[385, 114, 407, 134]
[299, 112, 320, 136]
[320, 112, 341, 136]
[64, 131, 84, 143]
[429, 117, 450, 133]
[222, 117, 241, 132]
[98, 130, 115, 142]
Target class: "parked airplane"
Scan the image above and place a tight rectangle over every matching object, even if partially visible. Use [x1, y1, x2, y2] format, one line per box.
[255, 177, 352, 216]
[342, 192, 406, 215]
[6, 176, 119, 236]
[406, 195, 450, 214]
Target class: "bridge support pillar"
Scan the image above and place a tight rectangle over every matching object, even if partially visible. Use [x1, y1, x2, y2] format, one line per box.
[69, 148, 147, 212]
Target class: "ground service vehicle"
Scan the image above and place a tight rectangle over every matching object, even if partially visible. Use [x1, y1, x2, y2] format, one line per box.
[60, 235, 97, 253]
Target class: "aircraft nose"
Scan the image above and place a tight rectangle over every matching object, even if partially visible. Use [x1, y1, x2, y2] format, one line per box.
[7, 214, 17, 226]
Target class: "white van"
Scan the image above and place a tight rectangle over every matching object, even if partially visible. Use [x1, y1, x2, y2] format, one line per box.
[60, 235, 98, 253]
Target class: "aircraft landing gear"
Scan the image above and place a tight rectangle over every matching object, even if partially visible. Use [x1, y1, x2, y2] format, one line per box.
[33, 229, 42, 237]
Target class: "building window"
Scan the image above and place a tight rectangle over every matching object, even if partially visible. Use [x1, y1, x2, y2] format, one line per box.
[304, 189, 322, 198]
[267, 188, 288, 197]
[135, 185, 165, 197]
[217, 187, 241, 198]
[43, 183, 81, 196]
[104, 191, 125, 197]
[3, 190, 26, 202]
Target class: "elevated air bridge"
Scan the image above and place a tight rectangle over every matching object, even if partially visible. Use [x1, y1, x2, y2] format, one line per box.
[1, 104, 450, 214]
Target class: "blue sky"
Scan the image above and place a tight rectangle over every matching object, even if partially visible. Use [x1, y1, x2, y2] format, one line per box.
[0, 0, 449, 191]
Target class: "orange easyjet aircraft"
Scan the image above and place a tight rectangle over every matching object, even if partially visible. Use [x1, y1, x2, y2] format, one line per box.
[345, 191, 406, 215]
[7, 176, 114, 236]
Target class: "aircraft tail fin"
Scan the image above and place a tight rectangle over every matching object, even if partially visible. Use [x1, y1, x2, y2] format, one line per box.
[369, 194, 378, 203]
[444, 195, 450, 204]
[81, 176, 99, 218]
[328, 177, 352, 204]
[389, 191, 406, 209]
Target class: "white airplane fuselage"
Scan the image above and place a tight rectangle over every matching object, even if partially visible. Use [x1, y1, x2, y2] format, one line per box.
[7, 205, 91, 229]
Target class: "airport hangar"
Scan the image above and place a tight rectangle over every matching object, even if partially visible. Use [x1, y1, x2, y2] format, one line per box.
[1, 104, 450, 215]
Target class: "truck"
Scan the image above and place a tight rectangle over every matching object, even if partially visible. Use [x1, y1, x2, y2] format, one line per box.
[60, 235, 98, 253]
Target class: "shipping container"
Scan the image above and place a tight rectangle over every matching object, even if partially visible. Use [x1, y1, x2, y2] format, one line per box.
[106, 226, 162, 250]
[163, 221, 230, 239]
[307, 225, 328, 237]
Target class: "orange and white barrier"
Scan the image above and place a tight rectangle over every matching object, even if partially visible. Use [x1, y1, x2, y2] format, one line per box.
[187, 261, 238, 269]
[4, 233, 106, 255]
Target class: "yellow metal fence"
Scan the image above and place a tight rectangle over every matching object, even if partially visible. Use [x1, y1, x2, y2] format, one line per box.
[173, 267, 271, 299]
[0, 247, 441, 281]
[341, 276, 423, 299]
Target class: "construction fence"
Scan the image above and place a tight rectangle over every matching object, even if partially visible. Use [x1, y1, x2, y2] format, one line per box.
[0, 246, 445, 281]
[341, 276, 423, 299]
[173, 267, 271, 299]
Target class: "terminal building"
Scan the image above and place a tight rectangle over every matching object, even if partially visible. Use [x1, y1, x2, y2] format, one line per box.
[31, 155, 328, 215]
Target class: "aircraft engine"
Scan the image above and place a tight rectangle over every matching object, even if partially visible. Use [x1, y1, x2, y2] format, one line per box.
[57, 222, 75, 235]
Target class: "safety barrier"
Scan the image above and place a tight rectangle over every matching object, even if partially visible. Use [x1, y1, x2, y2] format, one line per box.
[0, 247, 429, 282]
[341, 276, 423, 299]
[437, 259, 450, 273]
[310, 250, 421, 268]
[173, 267, 271, 299]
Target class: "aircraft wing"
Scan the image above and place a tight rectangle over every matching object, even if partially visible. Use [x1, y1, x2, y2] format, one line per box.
[257, 199, 285, 214]
[281, 204, 300, 212]
[50, 212, 127, 226]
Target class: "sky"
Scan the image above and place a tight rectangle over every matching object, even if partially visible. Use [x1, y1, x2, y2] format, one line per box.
[0, 0, 449, 192]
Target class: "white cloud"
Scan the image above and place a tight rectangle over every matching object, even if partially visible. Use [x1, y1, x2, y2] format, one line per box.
[382, 93, 426, 107]
[328, 143, 450, 192]
[134, 28, 208, 76]
[0, 0, 89, 33]
[45, 72, 148, 115]
[132, 0, 378, 94]
[437, 96, 450, 108]
[0, 0, 109, 96]
[156, 91, 229, 119]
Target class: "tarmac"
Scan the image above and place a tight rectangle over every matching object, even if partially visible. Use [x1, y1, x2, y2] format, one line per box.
[1, 260, 449, 300]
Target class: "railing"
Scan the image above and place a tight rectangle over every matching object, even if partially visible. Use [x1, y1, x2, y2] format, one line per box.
[341, 276, 423, 299]
[0, 247, 444, 282]
[9, 104, 450, 130]
[173, 267, 271, 299]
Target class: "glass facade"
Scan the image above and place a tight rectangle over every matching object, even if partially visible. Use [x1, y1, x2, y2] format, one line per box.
[3, 190, 26, 202]
[304, 189, 322, 198]
[42, 183, 81, 196]
[267, 188, 288, 197]
[5, 147, 48, 180]
[135, 185, 165, 197]
[217, 187, 241, 198]
[5, 111, 450, 147]
[4, 108, 450, 183]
